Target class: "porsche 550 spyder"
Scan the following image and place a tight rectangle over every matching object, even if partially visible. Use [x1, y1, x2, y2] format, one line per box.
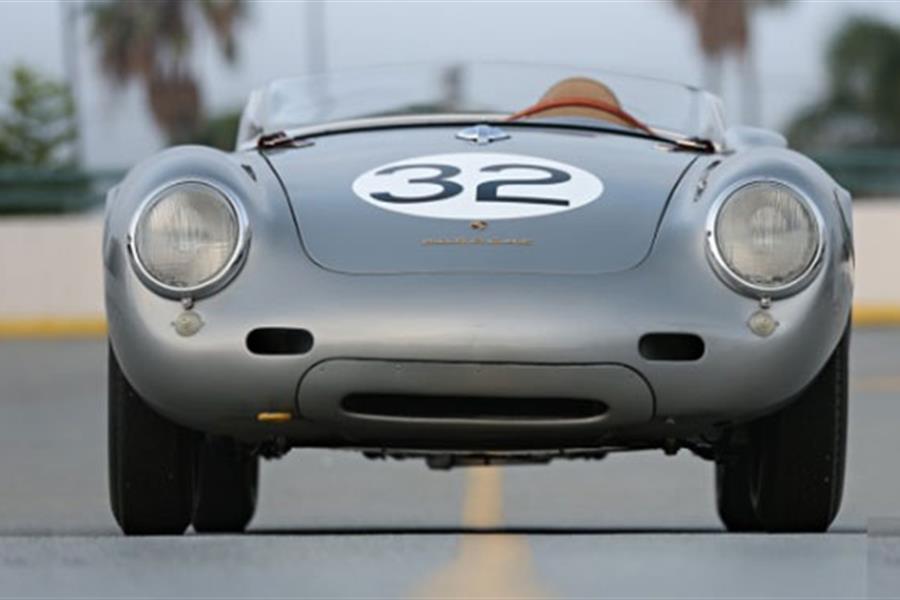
[104, 64, 854, 535]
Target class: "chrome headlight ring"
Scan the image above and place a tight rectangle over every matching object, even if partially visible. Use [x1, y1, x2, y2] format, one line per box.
[127, 179, 251, 300]
[705, 178, 826, 299]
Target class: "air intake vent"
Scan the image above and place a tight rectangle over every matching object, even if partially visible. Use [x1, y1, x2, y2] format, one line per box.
[341, 394, 607, 421]
[639, 333, 704, 361]
[246, 328, 313, 355]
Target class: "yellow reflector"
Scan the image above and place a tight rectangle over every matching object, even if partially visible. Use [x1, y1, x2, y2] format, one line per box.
[256, 412, 292, 423]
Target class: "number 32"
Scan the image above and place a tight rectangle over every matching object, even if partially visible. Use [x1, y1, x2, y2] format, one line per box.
[369, 163, 572, 207]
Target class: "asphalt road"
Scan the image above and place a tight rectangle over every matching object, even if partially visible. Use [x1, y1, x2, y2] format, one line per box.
[2, 329, 900, 598]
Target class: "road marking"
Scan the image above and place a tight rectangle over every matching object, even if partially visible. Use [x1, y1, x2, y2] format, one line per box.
[0, 317, 107, 339]
[853, 375, 900, 393]
[854, 305, 900, 327]
[412, 467, 551, 599]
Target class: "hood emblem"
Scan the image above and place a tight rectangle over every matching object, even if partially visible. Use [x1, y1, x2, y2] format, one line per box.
[455, 124, 510, 145]
[470, 220, 488, 231]
[422, 236, 532, 247]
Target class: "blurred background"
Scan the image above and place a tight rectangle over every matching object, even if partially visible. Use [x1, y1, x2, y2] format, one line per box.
[1, 0, 898, 326]
[2, 0, 900, 201]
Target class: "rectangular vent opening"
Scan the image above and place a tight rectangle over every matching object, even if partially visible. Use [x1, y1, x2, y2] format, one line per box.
[246, 328, 313, 355]
[341, 394, 607, 421]
[639, 333, 705, 361]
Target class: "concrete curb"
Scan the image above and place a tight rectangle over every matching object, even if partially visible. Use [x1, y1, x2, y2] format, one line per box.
[0, 306, 895, 340]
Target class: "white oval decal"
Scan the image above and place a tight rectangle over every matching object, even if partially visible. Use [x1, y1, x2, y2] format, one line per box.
[352, 152, 603, 220]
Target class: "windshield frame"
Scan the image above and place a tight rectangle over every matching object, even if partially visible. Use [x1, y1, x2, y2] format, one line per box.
[237, 63, 726, 150]
[243, 114, 719, 154]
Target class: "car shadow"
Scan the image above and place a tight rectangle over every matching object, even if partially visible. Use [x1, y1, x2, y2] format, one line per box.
[244, 525, 865, 536]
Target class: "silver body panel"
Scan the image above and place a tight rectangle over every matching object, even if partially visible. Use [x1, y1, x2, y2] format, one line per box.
[103, 122, 853, 451]
[268, 127, 695, 275]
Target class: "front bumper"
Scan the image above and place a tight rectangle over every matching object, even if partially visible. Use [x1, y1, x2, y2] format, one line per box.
[106, 248, 851, 447]
[297, 360, 652, 448]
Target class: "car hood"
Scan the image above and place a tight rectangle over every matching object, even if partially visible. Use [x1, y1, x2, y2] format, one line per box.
[264, 126, 697, 275]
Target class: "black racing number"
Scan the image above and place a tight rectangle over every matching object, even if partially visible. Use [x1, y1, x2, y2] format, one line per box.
[475, 164, 571, 206]
[370, 164, 463, 203]
[367, 161, 575, 206]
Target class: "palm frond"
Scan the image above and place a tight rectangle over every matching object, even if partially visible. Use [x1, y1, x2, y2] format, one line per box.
[197, 0, 247, 63]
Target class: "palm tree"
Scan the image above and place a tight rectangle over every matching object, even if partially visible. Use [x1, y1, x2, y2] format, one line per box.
[87, 0, 246, 144]
[675, 0, 786, 126]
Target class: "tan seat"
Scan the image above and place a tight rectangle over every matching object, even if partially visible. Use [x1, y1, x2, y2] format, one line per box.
[529, 77, 629, 128]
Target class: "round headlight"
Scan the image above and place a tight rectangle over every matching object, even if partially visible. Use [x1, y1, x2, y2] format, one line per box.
[709, 181, 823, 295]
[131, 181, 247, 296]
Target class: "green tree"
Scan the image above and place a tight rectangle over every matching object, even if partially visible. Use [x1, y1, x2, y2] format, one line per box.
[675, 0, 787, 125]
[88, 0, 247, 145]
[189, 109, 242, 151]
[0, 65, 77, 167]
[788, 18, 900, 150]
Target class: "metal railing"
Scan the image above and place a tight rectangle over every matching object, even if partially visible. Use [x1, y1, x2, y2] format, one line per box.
[810, 150, 900, 199]
[0, 167, 122, 214]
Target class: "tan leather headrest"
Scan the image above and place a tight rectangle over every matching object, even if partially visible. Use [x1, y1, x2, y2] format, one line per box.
[533, 77, 628, 127]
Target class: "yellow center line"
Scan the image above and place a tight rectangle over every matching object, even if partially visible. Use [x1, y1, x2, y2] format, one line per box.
[412, 467, 552, 599]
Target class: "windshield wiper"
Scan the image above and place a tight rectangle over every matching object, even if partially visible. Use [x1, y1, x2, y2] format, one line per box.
[664, 136, 717, 153]
[257, 131, 314, 150]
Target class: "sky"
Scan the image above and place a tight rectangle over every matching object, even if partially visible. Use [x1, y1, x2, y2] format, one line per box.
[2, 0, 900, 169]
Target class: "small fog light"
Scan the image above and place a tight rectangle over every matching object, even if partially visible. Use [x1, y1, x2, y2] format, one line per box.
[748, 310, 778, 338]
[257, 412, 292, 423]
[173, 310, 204, 337]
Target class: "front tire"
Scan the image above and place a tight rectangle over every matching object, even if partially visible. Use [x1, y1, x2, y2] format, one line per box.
[715, 454, 763, 532]
[192, 436, 259, 533]
[750, 329, 849, 532]
[717, 328, 849, 533]
[108, 344, 197, 535]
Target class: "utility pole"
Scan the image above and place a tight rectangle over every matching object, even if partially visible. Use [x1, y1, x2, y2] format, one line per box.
[60, 0, 83, 166]
[305, 1, 330, 120]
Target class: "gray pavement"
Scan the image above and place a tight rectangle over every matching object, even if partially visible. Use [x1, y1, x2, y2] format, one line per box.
[1, 330, 899, 597]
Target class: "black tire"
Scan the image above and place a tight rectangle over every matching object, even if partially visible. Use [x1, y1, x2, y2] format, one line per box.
[108, 344, 197, 535]
[715, 454, 763, 532]
[750, 329, 849, 532]
[192, 436, 259, 533]
[716, 327, 849, 533]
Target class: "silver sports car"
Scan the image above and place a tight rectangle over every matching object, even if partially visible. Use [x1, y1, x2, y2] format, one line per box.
[104, 64, 854, 535]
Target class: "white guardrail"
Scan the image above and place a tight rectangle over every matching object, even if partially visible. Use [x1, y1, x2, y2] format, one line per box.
[0, 200, 897, 337]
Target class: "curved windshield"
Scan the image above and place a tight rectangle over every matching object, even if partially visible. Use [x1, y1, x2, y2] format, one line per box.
[239, 63, 725, 145]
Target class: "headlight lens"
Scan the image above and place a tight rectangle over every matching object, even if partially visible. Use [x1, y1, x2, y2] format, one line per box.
[713, 181, 821, 291]
[134, 182, 241, 292]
